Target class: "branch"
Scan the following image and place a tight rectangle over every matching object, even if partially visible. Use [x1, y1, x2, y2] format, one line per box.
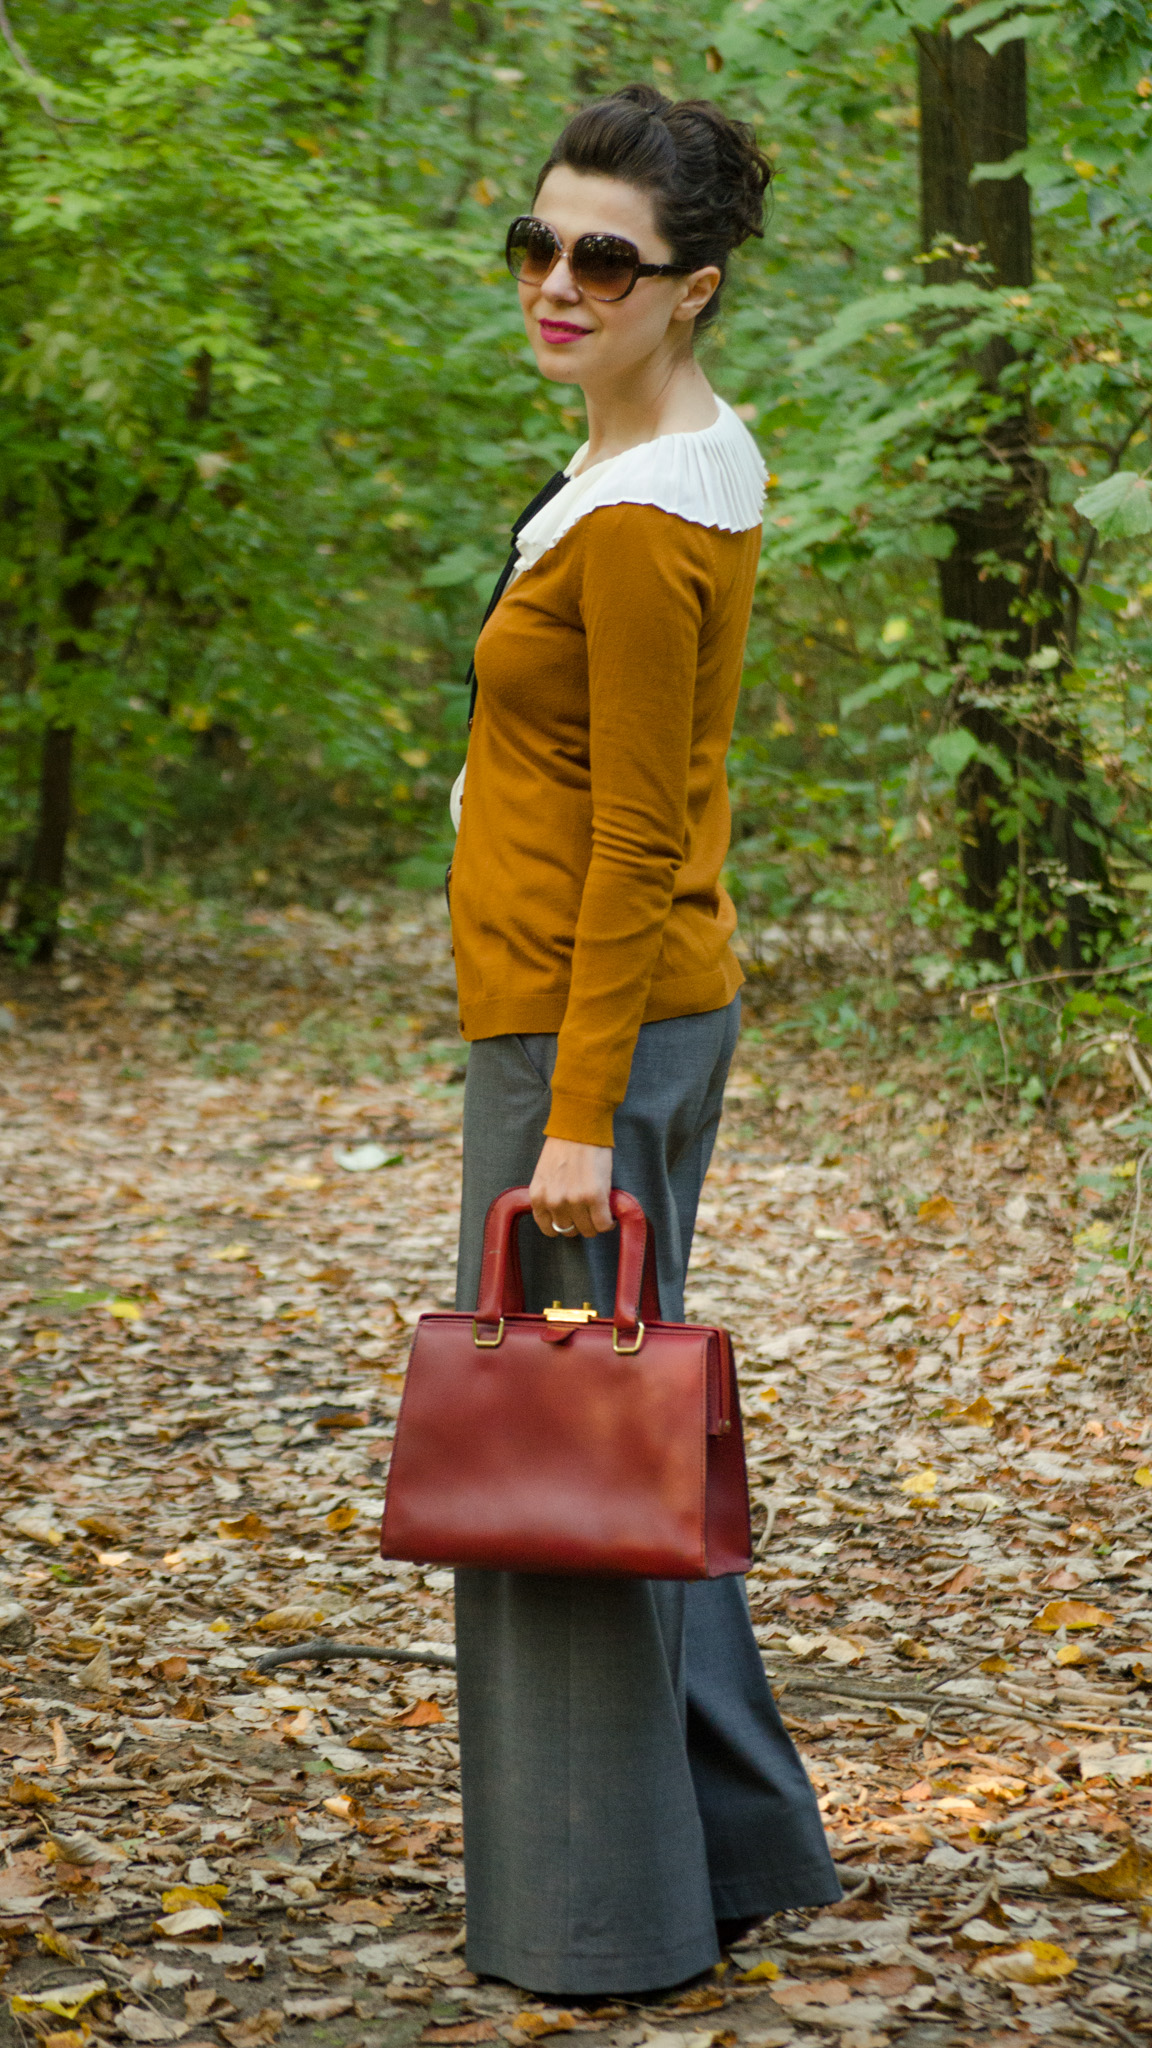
[252, 1636, 456, 1672]
[0, 0, 96, 124]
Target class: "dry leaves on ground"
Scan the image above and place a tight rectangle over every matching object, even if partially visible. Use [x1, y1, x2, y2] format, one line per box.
[2, 897, 1152, 2048]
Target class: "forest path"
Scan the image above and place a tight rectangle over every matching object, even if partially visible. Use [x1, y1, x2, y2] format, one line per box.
[3, 899, 1152, 2047]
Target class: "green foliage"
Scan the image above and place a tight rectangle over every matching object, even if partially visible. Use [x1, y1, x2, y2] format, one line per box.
[2, 0, 1152, 990]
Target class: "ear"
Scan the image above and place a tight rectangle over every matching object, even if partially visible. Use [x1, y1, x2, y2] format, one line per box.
[672, 265, 722, 323]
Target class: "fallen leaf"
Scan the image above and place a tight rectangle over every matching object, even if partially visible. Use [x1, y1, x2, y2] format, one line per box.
[37, 1929, 85, 1964]
[1055, 1643, 1085, 1667]
[10, 1982, 107, 2020]
[321, 1794, 361, 1823]
[507, 2017, 576, 2040]
[419, 2027, 497, 2045]
[161, 1886, 228, 1913]
[899, 1468, 938, 1499]
[256, 1606, 330, 1634]
[106, 1299, 143, 1320]
[77, 1513, 128, 1542]
[322, 1898, 395, 1927]
[212, 1245, 253, 1263]
[347, 1728, 393, 1751]
[9, 1775, 59, 1807]
[918, 1194, 958, 1226]
[772, 1981, 850, 2008]
[1134, 1466, 1152, 1488]
[217, 1514, 269, 1542]
[117, 2007, 193, 2042]
[943, 1394, 995, 1427]
[739, 1959, 779, 1982]
[325, 1505, 358, 1533]
[1049, 1843, 1152, 1901]
[153, 1906, 224, 1938]
[216, 2011, 284, 2048]
[392, 1699, 446, 1728]
[1032, 1599, 1114, 1633]
[312, 1407, 369, 1430]
[973, 1941, 1077, 1985]
[12, 1511, 65, 1546]
[283, 2000, 355, 2024]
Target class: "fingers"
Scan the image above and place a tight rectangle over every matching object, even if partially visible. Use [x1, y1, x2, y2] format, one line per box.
[529, 1137, 616, 1238]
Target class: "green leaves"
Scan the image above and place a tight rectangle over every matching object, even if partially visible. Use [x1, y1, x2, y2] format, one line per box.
[928, 729, 981, 780]
[1074, 471, 1152, 539]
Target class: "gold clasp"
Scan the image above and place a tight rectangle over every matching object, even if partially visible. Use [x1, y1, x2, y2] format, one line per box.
[612, 1321, 645, 1355]
[543, 1301, 599, 1325]
[473, 1317, 505, 1347]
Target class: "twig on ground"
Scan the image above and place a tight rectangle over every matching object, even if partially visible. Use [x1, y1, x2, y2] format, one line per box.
[252, 1637, 456, 1673]
[763, 1666, 1152, 1739]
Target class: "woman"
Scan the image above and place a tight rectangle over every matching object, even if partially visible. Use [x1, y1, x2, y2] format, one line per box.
[448, 83, 840, 1999]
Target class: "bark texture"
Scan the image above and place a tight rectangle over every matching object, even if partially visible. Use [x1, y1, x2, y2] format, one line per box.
[916, 27, 1107, 968]
[11, 512, 100, 962]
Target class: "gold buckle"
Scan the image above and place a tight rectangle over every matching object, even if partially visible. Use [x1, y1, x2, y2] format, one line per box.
[473, 1317, 505, 1348]
[543, 1301, 599, 1325]
[612, 1321, 645, 1355]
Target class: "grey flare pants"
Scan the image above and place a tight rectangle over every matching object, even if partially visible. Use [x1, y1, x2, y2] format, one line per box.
[453, 998, 841, 1996]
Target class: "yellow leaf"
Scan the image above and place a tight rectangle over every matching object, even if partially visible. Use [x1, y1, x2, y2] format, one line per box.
[973, 1941, 1077, 1985]
[10, 1775, 59, 1807]
[918, 1194, 957, 1226]
[980, 1655, 1010, 1674]
[161, 1885, 228, 1912]
[739, 1958, 779, 1981]
[944, 1393, 995, 1426]
[325, 1505, 359, 1533]
[212, 1243, 252, 1263]
[510, 2017, 576, 2040]
[1049, 1842, 1152, 1901]
[1032, 1599, 1114, 1633]
[1055, 1643, 1085, 1667]
[881, 615, 910, 644]
[1134, 1467, 1152, 1488]
[217, 1513, 269, 1543]
[470, 176, 501, 206]
[899, 1467, 938, 1498]
[208, 1618, 231, 1635]
[10, 1984, 107, 2021]
[106, 1299, 142, 1320]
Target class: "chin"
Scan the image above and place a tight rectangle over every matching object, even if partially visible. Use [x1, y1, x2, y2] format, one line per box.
[535, 350, 587, 382]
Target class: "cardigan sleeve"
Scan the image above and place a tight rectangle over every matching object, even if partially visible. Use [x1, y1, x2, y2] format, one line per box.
[545, 504, 715, 1147]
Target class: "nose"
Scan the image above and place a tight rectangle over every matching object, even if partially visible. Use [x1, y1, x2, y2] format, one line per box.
[540, 252, 581, 304]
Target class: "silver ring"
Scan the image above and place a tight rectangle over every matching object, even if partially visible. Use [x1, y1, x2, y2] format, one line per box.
[551, 1222, 576, 1235]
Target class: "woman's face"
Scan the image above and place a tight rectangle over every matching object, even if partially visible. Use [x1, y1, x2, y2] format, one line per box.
[518, 166, 720, 389]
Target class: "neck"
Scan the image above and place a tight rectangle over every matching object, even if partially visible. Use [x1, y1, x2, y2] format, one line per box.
[578, 348, 717, 469]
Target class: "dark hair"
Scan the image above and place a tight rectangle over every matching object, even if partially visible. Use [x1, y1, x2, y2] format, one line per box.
[533, 84, 772, 329]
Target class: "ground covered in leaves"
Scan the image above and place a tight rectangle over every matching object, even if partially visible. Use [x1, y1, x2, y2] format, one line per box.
[3, 896, 1152, 2048]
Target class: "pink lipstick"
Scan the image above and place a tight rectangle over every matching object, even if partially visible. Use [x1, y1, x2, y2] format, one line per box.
[539, 319, 591, 345]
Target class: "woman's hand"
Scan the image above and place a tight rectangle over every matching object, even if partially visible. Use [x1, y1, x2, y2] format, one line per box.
[530, 1137, 614, 1239]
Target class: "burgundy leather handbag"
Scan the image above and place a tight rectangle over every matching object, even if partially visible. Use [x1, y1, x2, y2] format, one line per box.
[380, 1186, 752, 1579]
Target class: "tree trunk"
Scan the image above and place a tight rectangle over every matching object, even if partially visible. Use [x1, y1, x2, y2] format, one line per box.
[11, 513, 100, 963]
[916, 25, 1108, 970]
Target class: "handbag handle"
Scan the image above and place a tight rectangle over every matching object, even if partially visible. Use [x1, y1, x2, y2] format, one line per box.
[475, 1186, 660, 1343]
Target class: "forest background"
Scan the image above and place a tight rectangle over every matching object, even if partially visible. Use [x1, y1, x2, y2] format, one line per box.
[3, 0, 1152, 1098]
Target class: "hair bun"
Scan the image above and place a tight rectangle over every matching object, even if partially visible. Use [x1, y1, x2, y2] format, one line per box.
[535, 87, 773, 326]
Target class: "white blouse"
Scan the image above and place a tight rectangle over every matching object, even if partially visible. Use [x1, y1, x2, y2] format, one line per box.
[450, 396, 766, 831]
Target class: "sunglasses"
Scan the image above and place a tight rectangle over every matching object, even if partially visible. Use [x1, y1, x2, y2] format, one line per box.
[505, 215, 690, 304]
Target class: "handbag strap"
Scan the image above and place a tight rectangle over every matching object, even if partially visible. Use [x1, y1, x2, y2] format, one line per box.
[475, 1186, 659, 1338]
[465, 470, 570, 728]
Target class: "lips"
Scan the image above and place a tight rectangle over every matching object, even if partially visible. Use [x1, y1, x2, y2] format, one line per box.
[539, 320, 592, 345]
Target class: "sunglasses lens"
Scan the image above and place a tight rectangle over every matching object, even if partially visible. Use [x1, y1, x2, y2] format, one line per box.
[507, 219, 559, 285]
[572, 234, 638, 301]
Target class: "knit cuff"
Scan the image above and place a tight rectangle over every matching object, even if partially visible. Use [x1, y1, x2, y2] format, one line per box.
[544, 1087, 616, 1149]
